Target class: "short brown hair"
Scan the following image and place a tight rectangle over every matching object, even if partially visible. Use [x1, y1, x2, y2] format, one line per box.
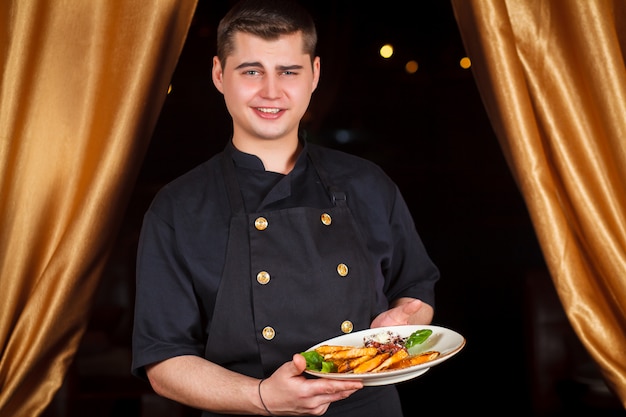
[216, 0, 318, 67]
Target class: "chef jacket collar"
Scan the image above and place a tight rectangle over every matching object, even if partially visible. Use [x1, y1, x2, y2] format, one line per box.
[226, 138, 309, 177]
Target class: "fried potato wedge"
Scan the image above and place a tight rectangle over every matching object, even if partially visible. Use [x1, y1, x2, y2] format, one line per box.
[387, 350, 440, 370]
[371, 349, 409, 372]
[353, 352, 391, 374]
[337, 354, 376, 373]
[314, 345, 354, 355]
[320, 347, 379, 360]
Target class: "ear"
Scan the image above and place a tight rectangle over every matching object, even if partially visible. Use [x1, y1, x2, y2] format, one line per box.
[311, 56, 321, 92]
[212, 56, 225, 94]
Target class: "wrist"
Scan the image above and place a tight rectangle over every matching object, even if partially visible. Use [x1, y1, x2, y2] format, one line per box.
[258, 379, 275, 416]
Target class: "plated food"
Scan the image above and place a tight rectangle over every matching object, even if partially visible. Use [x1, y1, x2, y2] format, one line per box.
[302, 325, 465, 386]
[303, 328, 439, 374]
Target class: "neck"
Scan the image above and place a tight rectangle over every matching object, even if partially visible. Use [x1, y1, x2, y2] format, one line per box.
[233, 136, 301, 174]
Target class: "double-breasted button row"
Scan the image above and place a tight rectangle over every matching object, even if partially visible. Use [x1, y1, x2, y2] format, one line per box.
[255, 212, 352, 341]
[322, 214, 349, 278]
[256, 264, 348, 286]
[260, 321, 353, 341]
[254, 213, 333, 231]
[254, 217, 272, 341]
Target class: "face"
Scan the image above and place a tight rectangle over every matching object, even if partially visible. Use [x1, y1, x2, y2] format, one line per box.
[212, 31, 320, 145]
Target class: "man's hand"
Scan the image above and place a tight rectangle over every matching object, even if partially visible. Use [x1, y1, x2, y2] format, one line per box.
[260, 354, 363, 415]
[370, 298, 434, 328]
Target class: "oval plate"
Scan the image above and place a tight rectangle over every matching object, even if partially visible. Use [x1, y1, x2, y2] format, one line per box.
[304, 325, 465, 386]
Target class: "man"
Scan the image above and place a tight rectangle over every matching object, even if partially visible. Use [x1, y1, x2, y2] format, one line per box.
[131, 0, 439, 416]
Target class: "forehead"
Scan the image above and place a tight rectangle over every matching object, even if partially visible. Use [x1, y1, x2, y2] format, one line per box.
[227, 31, 310, 67]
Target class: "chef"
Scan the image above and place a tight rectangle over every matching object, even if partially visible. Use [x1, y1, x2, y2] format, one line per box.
[131, 1, 439, 416]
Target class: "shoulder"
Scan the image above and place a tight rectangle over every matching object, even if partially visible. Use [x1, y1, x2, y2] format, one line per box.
[148, 152, 226, 217]
[308, 143, 397, 191]
[308, 143, 389, 176]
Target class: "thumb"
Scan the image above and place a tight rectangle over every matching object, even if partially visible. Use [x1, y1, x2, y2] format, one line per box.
[292, 353, 307, 374]
[403, 299, 422, 315]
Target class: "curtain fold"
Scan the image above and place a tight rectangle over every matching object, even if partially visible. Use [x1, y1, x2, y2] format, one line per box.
[0, 1, 197, 415]
[451, 0, 626, 406]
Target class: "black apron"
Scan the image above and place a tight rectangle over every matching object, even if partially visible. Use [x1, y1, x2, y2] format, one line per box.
[202, 148, 404, 417]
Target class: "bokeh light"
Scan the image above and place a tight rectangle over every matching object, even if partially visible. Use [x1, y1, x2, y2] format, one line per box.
[460, 57, 471, 69]
[405, 60, 418, 74]
[379, 44, 394, 59]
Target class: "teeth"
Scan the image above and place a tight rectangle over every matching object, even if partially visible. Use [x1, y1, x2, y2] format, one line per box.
[258, 108, 280, 114]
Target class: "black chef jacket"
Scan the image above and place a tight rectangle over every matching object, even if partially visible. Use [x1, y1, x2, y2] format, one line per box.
[132, 139, 440, 415]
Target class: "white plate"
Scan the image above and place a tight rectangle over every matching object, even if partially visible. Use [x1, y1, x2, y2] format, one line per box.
[304, 325, 465, 386]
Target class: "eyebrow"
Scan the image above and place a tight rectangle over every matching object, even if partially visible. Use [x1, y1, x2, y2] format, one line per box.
[234, 62, 305, 71]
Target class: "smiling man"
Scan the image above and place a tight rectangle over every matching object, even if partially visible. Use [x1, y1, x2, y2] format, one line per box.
[131, 1, 440, 416]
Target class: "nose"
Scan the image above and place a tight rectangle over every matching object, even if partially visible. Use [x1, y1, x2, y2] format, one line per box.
[260, 74, 281, 99]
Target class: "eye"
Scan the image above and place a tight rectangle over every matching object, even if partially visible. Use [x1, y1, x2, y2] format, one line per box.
[244, 69, 260, 76]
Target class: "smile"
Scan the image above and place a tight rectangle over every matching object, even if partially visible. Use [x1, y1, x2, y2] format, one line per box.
[257, 108, 281, 114]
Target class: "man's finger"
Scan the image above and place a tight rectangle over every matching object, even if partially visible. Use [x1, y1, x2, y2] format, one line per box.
[292, 353, 307, 374]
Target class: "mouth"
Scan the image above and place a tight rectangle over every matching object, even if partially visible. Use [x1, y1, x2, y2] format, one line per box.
[256, 107, 281, 114]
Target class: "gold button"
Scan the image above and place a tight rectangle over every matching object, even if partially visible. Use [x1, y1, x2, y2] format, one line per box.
[257, 271, 270, 285]
[262, 326, 275, 340]
[337, 263, 348, 277]
[255, 217, 268, 231]
[320, 213, 332, 225]
[341, 321, 353, 333]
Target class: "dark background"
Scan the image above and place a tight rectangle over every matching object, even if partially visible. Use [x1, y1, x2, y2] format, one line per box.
[46, 2, 624, 417]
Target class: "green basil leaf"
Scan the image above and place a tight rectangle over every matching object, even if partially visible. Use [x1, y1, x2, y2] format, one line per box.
[405, 329, 433, 349]
[301, 350, 337, 373]
[301, 350, 324, 371]
[321, 360, 337, 373]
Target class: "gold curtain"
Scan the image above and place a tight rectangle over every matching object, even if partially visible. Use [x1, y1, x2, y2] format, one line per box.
[451, 0, 626, 405]
[0, 1, 197, 416]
